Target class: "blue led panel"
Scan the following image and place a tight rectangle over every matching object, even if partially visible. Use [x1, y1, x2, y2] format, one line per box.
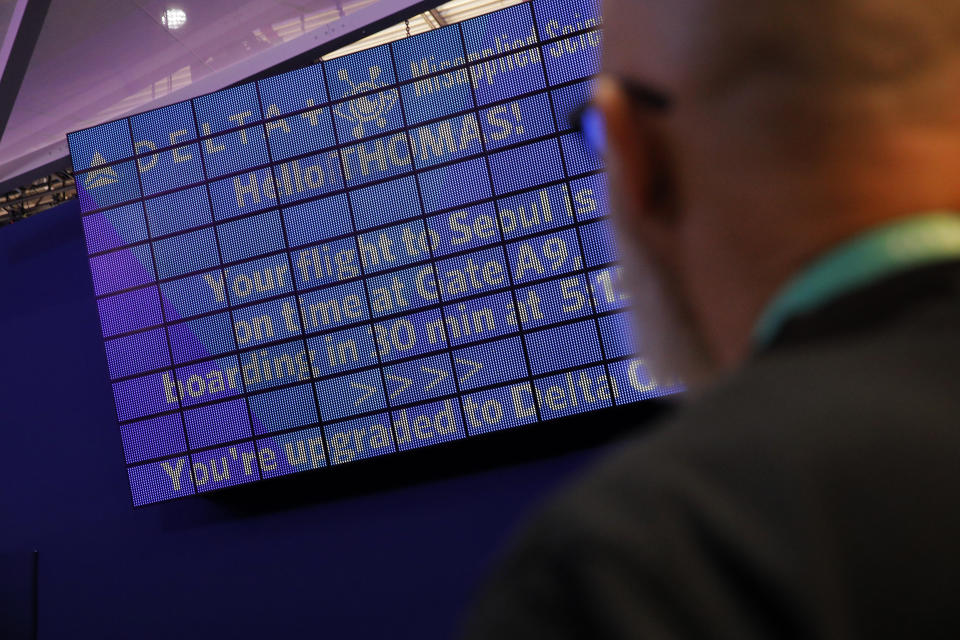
[68, 0, 678, 507]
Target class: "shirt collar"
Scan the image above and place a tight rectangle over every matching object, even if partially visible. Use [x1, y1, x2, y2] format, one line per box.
[753, 212, 960, 348]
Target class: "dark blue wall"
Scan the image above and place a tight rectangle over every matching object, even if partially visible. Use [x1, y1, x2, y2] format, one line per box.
[0, 199, 656, 638]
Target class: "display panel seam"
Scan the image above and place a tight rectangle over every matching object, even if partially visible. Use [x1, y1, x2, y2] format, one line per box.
[255, 78, 336, 466]
[124, 117, 198, 503]
[455, 7, 544, 426]
[528, 12, 619, 407]
[90, 182, 612, 308]
[107, 301, 625, 402]
[188, 97, 265, 481]
[98, 254, 623, 363]
[388, 27, 474, 445]
[320, 59, 403, 454]
[120, 349, 648, 471]
[85, 168, 606, 261]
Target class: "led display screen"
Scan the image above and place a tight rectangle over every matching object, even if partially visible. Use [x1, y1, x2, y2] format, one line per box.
[68, 0, 678, 506]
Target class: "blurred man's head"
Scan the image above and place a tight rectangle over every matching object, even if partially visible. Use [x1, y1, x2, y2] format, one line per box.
[596, 0, 960, 388]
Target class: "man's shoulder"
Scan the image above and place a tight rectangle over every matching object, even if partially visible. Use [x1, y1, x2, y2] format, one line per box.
[464, 335, 960, 638]
[548, 250, 960, 534]
[565, 326, 960, 528]
[463, 264, 960, 638]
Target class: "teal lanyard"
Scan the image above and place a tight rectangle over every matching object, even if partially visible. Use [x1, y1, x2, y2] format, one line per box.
[753, 212, 960, 347]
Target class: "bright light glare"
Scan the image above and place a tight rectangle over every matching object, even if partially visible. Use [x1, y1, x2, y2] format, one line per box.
[161, 8, 187, 29]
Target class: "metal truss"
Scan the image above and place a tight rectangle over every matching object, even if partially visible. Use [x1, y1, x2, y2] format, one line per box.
[0, 169, 75, 226]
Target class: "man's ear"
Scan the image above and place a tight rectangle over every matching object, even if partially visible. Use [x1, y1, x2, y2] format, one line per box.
[593, 77, 677, 235]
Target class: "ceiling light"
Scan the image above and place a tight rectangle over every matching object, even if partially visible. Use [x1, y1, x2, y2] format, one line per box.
[161, 8, 187, 30]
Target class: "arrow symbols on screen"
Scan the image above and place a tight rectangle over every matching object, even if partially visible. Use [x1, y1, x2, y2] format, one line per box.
[455, 358, 482, 383]
[385, 373, 413, 399]
[422, 366, 448, 391]
[352, 359, 480, 405]
[350, 380, 378, 406]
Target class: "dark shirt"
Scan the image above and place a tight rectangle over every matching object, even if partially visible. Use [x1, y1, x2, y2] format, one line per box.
[463, 260, 960, 638]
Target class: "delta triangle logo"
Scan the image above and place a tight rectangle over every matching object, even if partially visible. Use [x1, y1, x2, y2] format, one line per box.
[84, 151, 119, 189]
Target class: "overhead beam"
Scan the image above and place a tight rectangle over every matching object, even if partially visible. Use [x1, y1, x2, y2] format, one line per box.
[0, 0, 52, 145]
